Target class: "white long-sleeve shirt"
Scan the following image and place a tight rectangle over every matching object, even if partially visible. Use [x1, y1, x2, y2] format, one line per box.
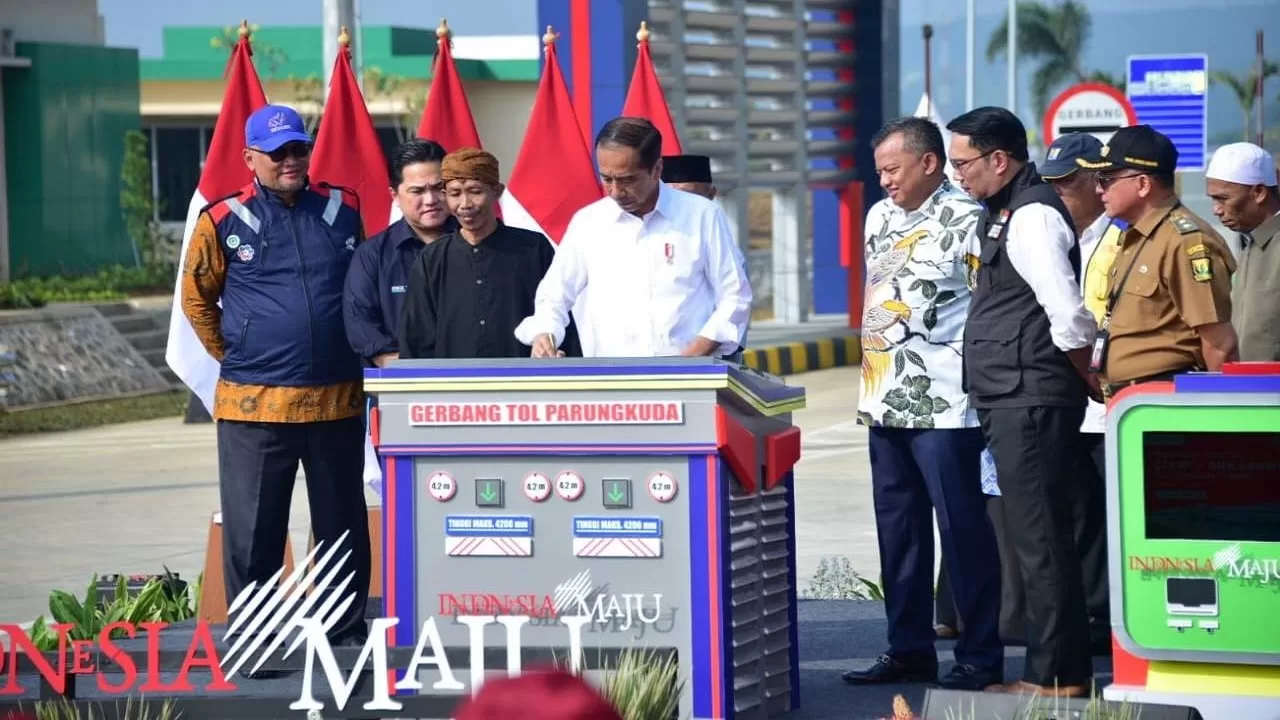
[1004, 203, 1097, 352]
[514, 184, 752, 357]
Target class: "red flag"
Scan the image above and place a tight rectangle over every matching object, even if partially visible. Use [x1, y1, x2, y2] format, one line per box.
[311, 29, 392, 237]
[417, 20, 483, 152]
[165, 20, 268, 412]
[621, 22, 682, 155]
[499, 27, 602, 244]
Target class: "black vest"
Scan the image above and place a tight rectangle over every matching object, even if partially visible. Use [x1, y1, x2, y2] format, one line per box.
[963, 163, 1087, 409]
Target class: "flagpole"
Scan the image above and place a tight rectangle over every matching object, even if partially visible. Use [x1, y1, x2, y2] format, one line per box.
[965, 0, 975, 110]
[323, 0, 356, 102]
[1007, 0, 1017, 115]
[923, 25, 933, 117]
[1257, 29, 1265, 147]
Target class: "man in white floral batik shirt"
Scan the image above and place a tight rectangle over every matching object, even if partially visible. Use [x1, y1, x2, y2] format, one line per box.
[843, 117, 1004, 691]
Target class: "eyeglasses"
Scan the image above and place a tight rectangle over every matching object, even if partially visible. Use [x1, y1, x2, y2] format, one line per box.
[951, 150, 994, 175]
[1095, 172, 1148, 190]
[253, 143, 311, 163]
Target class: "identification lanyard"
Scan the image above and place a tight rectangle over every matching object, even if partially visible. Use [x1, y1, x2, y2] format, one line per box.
[1090, 231, 1152, 374]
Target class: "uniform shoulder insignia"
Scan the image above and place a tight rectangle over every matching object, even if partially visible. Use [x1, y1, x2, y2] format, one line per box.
[1190, 256, 1213, 283]
[1171, 215, 1199, 235]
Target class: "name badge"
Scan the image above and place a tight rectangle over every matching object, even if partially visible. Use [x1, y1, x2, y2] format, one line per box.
[1089, 316, 1111, 374]
[391, 285, 407, 294]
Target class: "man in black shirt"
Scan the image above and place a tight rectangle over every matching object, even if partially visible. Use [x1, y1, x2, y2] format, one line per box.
[399, 147, 580, 358]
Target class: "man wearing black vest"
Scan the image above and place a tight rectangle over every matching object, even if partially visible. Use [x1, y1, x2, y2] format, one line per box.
[945, 107, 1101, 697]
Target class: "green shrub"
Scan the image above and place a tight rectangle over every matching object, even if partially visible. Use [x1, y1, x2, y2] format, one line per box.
[0, 265, 173, 309]
[27, 570, 201, 651]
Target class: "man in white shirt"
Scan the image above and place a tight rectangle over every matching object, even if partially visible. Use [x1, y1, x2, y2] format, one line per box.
[945, 107, 1099, 697]
[516, 117, 752, 358]
[1040, 132, 1125, 655]
[841, 117, 1003, 691]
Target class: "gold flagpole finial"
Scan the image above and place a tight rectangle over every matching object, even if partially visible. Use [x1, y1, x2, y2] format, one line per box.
[436, 18, 451, 40]
[637, 21, 651, 43]
[543, 25, 559, 47]
[238, 19, 251, 38]
[338, 26, 350, 46]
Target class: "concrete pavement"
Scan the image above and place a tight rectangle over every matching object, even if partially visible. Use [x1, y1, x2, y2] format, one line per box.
[0, 364, 875, 627]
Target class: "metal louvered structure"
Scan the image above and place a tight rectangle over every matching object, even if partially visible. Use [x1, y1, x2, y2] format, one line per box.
[644, 0, 859, 322]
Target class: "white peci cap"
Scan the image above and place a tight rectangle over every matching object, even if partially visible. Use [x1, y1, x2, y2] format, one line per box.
[1206, 142, 1278, 187]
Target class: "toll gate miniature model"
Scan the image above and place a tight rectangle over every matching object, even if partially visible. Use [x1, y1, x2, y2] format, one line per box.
[1104, 363, 1280, 720]
[365, 357, 807, 720]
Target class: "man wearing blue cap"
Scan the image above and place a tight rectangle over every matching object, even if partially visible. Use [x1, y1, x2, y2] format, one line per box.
[1042, 132, 1123, 652]
[180, 104, 371, 652]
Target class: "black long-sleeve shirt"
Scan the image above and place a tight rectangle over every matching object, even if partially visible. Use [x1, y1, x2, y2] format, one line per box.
[399, 221, 581, 359]
[342, 218, 457, 365]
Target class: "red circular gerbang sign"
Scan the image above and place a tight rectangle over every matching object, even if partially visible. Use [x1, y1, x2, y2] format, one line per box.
[1042, 82, 1138, 146]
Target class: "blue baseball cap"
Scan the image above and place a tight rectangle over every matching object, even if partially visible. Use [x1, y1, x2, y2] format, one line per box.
[245, 104, 312, 152]
[1041, 132, 1104, 180]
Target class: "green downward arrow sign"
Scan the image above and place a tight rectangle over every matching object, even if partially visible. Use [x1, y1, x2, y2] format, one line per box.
[608, 486, 625, 503]
[480, 484, 497, 502]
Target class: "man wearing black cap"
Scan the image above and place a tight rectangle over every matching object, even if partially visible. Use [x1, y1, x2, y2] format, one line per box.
[662, 154, 748, 363]
[1077, 125, 1238, 399]
[945, 107, 1099, 696]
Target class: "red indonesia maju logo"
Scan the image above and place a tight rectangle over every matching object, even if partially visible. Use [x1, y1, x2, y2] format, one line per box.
[0, 531, 361, 697]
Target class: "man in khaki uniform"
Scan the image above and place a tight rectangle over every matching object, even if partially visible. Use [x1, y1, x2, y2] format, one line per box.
[1205, 142, 1280, 361]
[1076, 125, 1239, 399]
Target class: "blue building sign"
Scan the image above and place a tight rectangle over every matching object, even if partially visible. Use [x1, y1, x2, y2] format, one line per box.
[1126, 54, 1209, 172]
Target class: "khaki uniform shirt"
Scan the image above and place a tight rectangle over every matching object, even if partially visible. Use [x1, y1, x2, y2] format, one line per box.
[1102, 198, 1236, 384]
[1232, 211, 1280, 361]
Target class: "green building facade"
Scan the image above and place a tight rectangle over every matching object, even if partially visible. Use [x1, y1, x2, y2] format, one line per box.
[3, 42, 140, 279]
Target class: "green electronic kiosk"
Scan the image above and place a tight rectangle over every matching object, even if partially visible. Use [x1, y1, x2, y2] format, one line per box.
[1104, 363, 1280, 720]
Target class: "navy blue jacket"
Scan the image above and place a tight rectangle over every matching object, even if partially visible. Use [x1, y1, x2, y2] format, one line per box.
[342, 217, 457, 365]
[208, 180, 364, 387]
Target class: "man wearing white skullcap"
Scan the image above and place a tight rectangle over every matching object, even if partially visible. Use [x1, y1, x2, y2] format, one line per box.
[1206, 142, 1280, 361]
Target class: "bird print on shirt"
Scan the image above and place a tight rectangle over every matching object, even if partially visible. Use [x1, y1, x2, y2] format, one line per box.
[865, 229, 928, 295]
[860, 298, 912, 397]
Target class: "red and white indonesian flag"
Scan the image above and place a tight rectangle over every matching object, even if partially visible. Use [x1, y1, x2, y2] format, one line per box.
[498, 31, 601, 244]
[621, 28, 683, 155]
[165, 29, 268, 412]
[310, 36, 392, 238]
[391, 23, 484, 227]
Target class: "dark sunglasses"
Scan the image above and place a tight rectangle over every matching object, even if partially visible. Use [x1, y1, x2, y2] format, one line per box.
[1096, 172, 1148, 190]
[254, 143, 311, 163]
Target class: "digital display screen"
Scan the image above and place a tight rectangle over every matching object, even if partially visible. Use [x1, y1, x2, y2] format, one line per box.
[1142, 431, 1280, 543]
[1166, 577, 1217, 611]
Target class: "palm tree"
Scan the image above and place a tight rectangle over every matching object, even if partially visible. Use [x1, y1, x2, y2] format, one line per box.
[1209, 61, 1279, 141]
[986, 0, 1121, 119]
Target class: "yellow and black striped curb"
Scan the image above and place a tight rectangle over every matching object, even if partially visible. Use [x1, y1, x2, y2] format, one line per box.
[741, 335, 861, 376]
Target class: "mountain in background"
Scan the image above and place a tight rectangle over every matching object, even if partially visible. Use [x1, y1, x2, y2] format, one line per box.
[899, 0, 1280, 151]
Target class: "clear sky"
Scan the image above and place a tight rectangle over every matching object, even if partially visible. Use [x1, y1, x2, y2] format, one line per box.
[100, 0, 536, 56]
